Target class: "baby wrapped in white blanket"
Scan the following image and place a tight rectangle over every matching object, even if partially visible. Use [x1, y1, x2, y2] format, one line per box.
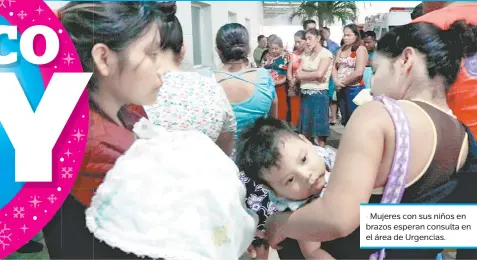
[85, 118, 258, 260]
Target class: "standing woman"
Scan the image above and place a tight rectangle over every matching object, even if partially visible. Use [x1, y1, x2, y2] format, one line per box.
[332, 24, 368, 126]
[213, 23, 277, 143]
[264, 20, 477, 260]
[287, 30, 306, 127]
[259, 34, 277, 66]
[43, 2, 177, 259]
[261, 36, 291, 121]
[296, 28, 333, 147]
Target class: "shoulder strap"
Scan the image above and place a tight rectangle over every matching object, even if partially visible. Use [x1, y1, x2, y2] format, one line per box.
[213, 69, 258, 85]
[369, 95, 412, 260]
[375, 95, 412, 203]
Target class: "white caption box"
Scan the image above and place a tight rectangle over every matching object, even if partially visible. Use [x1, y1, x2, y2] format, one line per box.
[360, 204, 477, 248]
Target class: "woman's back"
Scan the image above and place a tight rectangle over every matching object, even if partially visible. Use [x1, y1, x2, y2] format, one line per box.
[213, 68, 276, 139]
[370, 100, 468, 193]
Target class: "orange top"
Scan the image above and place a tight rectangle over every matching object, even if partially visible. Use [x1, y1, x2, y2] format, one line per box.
[412, 3, 477, 137]
[72, 104, 147, 206]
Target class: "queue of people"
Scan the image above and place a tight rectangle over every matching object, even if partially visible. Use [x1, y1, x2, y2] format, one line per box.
[35, 1, 477, 260]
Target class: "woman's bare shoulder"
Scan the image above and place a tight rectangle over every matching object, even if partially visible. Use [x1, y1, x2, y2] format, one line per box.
[343, 100, 395, 138]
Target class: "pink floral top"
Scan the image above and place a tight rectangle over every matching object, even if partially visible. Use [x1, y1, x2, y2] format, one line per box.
[144, 71, 237, 141]
[336, 49, 365, 86]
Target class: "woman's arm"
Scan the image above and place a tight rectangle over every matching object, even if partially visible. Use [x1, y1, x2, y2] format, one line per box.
[313, 53, 332, 79]
[268, 74, 279, 118]
[216, 132, 234, 156]
[287, 55, 295, 82]
[269, 97, 278, 118]
[366, 56, 373, 67]
[297, 55, 332, 81]
[341, 46, 368, 86]
[216, 83, 236, 156]
[280, 101, 387, 242]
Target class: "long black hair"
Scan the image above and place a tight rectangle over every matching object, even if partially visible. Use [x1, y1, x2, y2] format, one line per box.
[377, 20, 477, 89]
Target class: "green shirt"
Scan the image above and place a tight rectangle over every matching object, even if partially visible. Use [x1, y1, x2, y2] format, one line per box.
[253, 47, 266, 65]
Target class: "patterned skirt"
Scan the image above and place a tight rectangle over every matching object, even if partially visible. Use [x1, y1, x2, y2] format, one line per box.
[298, 90, 330, 137]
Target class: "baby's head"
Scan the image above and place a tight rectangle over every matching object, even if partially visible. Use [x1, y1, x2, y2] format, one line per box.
[236, 117, 327, 201]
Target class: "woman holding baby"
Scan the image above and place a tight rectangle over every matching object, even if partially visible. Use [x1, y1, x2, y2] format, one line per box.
[43, 2, 177, 259]
[45, 2, 257, 260]
[262, 20, 477, 259]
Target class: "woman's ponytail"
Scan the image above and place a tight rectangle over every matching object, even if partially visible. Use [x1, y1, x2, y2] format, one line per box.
[445, 20, 477, 59]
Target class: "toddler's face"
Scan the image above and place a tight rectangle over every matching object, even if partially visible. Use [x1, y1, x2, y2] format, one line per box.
[262, 135, 327, 201]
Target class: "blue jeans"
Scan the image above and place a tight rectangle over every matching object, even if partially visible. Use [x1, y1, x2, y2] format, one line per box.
[337, 85, 365, 126]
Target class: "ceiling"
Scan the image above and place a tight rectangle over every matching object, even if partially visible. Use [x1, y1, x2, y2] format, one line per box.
[263, 1, 302, 19]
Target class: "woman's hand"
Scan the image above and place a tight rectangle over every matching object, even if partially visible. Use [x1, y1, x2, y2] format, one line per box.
[247, 245, 269, 260]
[247, 230, 269, 260]
[335, 80, 345, 90]
[289, 78, 296, 87]
[265, 211, 291, 249]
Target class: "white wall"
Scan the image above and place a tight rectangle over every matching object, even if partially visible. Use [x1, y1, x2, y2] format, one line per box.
[262, 10, 344, 52]
[177, 1, 263, 70]
[45, 1, 264, 70]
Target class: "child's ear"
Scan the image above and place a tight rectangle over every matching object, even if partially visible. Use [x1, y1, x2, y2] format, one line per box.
[298, 134, 312, 144]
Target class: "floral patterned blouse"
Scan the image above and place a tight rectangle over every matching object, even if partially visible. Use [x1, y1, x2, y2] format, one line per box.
[262, 52, 290, 86]
[144, 71, 237, 141]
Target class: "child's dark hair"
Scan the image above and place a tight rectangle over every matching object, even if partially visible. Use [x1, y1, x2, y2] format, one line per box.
[235, 117, 298, 184]
[377, 20, 477, 89]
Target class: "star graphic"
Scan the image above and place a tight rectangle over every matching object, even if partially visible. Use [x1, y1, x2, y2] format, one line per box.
[35, 6, 43, 15]
[63, 52, 75, 66]
[64, 149, 73, 158]
[20, 224, 28, 233]
[72, 129, 84, 142]
[29, 195, 42, 209]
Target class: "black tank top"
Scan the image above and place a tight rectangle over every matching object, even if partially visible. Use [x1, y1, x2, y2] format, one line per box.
[320, 102, 477, 259]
